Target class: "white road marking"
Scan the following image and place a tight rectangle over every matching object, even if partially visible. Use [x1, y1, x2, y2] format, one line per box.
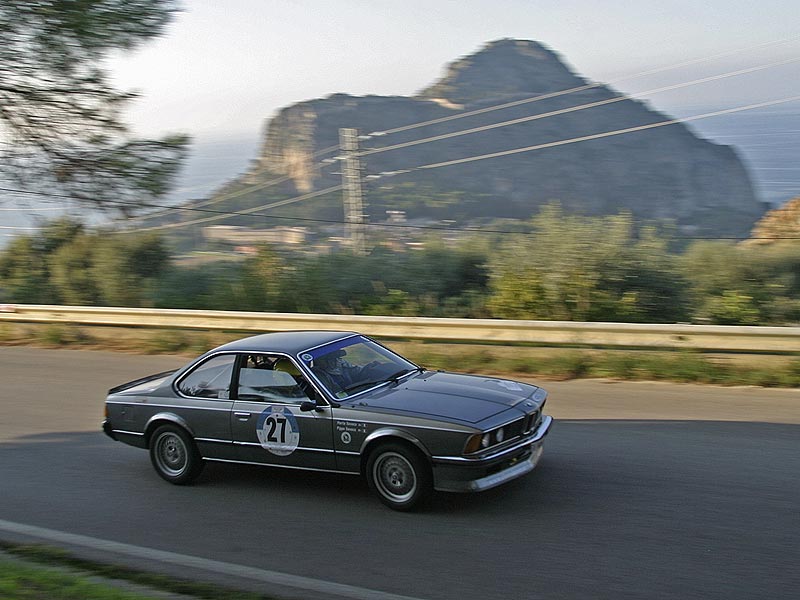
[0, 519, 428, 600]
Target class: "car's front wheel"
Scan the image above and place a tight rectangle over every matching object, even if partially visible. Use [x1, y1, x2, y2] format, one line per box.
[367, 442, 432, 511]
[149, 425, 204, 485]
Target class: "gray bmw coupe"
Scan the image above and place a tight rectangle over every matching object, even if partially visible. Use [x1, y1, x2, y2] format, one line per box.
[103, 331, 552, 510]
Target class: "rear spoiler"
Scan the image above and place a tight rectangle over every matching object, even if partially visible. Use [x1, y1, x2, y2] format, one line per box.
[108, 369, 177, 394]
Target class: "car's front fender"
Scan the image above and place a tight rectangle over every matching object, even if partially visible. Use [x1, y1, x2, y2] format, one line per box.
[359, 427, 432, 465]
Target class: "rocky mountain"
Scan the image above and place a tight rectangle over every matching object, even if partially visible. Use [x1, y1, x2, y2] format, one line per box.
[225, 39, 766, 236]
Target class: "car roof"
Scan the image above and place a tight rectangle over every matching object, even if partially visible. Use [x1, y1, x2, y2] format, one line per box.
[212, 330, 359, 356]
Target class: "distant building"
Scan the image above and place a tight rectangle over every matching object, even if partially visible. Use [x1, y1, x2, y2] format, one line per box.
[203, 225, 308, 246]
[385, 210, 406, 224]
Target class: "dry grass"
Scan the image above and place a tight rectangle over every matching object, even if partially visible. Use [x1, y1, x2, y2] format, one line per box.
[2, 322, 799, 387]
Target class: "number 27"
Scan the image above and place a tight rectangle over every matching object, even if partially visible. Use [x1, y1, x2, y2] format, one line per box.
[266, 416, 287, 443]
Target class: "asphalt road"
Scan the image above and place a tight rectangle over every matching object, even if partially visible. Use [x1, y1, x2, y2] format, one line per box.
[1, 347, 799, 599]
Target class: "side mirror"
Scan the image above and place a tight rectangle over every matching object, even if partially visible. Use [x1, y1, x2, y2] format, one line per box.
[300, 401, 317, 412]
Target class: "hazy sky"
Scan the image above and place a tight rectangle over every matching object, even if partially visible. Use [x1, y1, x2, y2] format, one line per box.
[110, 0, 800, 139]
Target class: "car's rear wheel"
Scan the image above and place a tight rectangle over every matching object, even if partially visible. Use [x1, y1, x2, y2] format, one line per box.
[367, 442, 432, 511]
[149, 425, 204, 485]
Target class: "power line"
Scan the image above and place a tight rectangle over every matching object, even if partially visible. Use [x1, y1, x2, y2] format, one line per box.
[126, 173, 295, 222]
[364, 35, 800, 138]
[3, 95, 798, 236]
[361, 57, 800, 157]
[3, 95, 798, 238]
[104, 35, 800, 225]
[114, 185, 345, 234]
[127, 94, 782, 234]
[397, 95, 800, 172]
[126, 145, 344, 223]
[4, 184, 800, 241]
[0, 186, 507, 234]
[0, 206, 66, 211]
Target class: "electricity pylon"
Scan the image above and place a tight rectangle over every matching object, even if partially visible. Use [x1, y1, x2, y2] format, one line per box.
[339, 128, 367, 255]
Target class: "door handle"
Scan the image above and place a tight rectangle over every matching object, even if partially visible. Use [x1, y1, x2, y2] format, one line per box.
[234, 412, 251, 420]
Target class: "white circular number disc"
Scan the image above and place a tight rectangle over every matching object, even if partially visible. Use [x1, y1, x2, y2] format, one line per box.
[256, 407, 300, 456]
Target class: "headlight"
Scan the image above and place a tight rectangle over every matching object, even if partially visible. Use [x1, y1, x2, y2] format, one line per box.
[463, 434, 482, 454]
[464, 427, 505, 455]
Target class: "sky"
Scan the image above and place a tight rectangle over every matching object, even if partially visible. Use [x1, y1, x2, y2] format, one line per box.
[2, 0, 799, 239]
[110, 0, 800, 138]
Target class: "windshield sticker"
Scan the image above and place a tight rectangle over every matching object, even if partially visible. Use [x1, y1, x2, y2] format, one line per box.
[492, 380, 523, 392]
[256, 406, 300, 456]
[302, 337, 362, 362]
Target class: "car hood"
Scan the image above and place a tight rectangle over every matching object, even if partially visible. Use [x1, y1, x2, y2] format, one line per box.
[354, 371, 540, 425]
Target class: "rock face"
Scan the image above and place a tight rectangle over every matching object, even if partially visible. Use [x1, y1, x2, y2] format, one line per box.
[243, 39, 765, 236]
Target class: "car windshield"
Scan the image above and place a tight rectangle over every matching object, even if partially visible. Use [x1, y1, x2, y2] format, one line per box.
[300, 336, 418, 399]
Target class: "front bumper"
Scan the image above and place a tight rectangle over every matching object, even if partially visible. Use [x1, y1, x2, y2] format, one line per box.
[102, 419, 117, 441]
[431, 415, 553, 493]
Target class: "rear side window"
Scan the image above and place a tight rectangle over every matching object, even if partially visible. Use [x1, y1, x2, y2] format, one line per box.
[237, 354, 309, 403]
[178, 355, 236, 399]
[238, 368, 306, 402]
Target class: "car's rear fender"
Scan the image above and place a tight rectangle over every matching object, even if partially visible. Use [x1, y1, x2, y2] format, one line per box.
[144, 413, 195, 448]
[359, 428, 431, 475]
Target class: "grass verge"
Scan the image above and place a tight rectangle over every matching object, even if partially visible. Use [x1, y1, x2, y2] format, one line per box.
[0, 542, 273, 600]
[0, 555, 152, 600]
[1, 322, 799, 387]
[395, 343, 800, 388]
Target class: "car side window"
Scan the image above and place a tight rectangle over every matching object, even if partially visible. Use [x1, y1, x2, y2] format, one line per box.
[237, 354, 310, 403]
[178, 355, 236, 399]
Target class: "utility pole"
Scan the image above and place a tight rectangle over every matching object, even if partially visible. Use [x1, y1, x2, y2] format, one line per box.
[339, 127, 367, 255]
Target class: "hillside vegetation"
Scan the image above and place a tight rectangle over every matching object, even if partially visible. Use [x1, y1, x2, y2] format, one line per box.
[3, 206, 800, 327]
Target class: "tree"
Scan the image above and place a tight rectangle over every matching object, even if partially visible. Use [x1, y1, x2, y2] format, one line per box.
[0, 219, 85, 303]
[0, 218, 170, 306]
[0, 0, 188, 213]
[50, 235, 102, 305]
[488, 204, 686, 322]
[233, 245, 286, 312]
[0, 236, 54, 303]
[91, 232, 170, 305]
[681, 241, 800, 325]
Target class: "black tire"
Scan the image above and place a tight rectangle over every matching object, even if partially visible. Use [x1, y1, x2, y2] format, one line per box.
[149, 425, 204, 485]
[366, 442, 432, 511]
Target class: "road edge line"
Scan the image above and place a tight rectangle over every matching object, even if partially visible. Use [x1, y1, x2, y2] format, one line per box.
[0, 518, 427, 600]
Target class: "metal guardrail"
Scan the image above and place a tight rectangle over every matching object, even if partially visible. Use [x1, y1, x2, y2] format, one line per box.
[1, 304, 799, 352]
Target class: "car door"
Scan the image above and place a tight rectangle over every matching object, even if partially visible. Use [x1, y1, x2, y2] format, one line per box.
[230, 353, 336, 471]
[172, 352, 237, 461]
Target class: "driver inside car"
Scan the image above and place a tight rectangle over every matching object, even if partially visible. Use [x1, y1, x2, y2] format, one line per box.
[313, 350, 368, 396]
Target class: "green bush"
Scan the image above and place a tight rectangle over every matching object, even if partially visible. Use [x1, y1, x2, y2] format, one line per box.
[594, 353, 641, 379]
[37, 324, 68, 345]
